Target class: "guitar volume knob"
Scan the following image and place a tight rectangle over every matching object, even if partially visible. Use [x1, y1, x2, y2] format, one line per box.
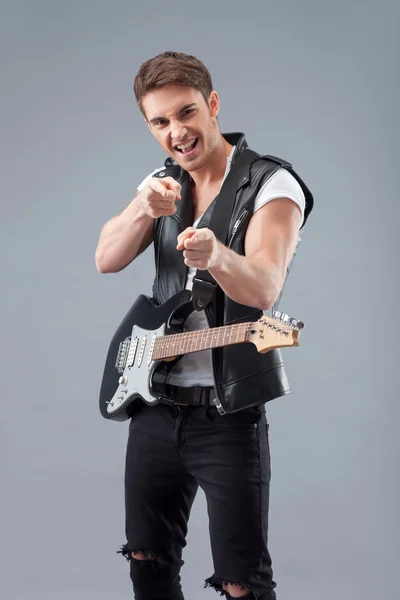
[119, 375, 128, 386]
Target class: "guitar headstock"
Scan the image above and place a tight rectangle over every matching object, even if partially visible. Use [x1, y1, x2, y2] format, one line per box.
[247, 311, 305, 353]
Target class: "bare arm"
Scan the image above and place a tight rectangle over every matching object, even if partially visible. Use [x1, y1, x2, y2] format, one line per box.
[95, 193, 154, 273]
[208, 198, 302, 309]
[95, 176, 182, 274]
[177, 197, 302, 310]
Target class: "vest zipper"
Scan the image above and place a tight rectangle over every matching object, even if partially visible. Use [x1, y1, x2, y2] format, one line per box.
[205, 306, 226, 415]
[203, 207, 249, 415]
[228, 208, 249, 247]
[155, 218, 164, 296]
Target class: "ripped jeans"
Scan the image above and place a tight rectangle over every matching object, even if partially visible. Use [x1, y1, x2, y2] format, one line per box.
[120, 401, 277, 600]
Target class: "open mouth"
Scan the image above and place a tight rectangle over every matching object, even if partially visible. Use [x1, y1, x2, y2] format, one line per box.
[175, 138, 199, 155]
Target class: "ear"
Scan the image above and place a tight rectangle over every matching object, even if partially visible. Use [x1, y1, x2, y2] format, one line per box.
[208, 91, 220, 118]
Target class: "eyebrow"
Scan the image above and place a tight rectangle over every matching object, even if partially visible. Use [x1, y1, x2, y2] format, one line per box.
[149, 103, 197, 124]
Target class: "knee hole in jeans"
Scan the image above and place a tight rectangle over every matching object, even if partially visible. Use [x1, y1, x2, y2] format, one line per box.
[131, 551, 157, 561]
[117, 544, 165, 565]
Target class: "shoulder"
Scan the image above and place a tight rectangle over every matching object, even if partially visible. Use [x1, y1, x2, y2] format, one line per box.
[254, 167, 306, 225]
[261, 167, 305, 198]
[137, 167, 165, 192]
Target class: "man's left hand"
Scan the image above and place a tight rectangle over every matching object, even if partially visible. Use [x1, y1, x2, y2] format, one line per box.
[176, 227, 220, 270]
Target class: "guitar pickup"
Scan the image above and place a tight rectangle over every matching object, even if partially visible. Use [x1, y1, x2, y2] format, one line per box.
[115, 338, 131, 373]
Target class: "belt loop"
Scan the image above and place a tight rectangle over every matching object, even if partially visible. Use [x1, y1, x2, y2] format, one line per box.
[193, 386, 203, 406]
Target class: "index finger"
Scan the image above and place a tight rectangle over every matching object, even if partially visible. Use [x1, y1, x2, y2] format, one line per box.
[146, 178, 172, 198]
[162, 177, 182, 199]
[176, 227, 197, 250]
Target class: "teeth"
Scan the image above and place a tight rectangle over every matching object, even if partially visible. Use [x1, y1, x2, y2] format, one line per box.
[177, 139, 196, 150]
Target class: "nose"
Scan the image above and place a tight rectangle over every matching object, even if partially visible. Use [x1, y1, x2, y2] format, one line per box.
[170, 124, 188, 143]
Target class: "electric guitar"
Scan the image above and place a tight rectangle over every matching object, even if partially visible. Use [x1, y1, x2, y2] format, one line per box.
[98, 290, 304, 421]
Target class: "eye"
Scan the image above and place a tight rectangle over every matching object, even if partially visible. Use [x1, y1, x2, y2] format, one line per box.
[183, 108, 194, 117]
[154, 119, 166, 127]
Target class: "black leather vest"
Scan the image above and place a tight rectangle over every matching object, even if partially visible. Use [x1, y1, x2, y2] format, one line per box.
[151, 132, 314, 414]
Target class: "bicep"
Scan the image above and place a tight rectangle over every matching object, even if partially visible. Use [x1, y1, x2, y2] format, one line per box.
[244, 197, 302, 277]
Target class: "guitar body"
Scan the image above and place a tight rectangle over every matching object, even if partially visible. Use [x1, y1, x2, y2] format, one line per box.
[99, 288, 303, 422]
[99, 290, 193, 421]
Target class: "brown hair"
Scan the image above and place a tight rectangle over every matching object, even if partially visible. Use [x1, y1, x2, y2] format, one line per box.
[133, 51, 214, 116]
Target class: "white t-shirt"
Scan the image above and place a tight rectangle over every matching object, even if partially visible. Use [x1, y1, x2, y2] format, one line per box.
[137, 147, 305, 386]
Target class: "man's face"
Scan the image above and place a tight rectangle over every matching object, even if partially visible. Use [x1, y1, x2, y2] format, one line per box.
[141, 84, 220, 171]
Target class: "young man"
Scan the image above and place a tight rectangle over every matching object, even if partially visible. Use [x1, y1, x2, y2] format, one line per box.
[95, 51, 313, 600]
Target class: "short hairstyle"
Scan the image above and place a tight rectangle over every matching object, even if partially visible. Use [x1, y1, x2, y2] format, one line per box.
[134, 51, 214, 116]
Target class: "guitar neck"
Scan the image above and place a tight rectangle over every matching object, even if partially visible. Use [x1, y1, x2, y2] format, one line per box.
[152, 322, 252, 360]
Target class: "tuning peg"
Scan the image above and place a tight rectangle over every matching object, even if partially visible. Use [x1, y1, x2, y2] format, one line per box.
[272, 310, 305, 329]
[290, 317, 305, 329]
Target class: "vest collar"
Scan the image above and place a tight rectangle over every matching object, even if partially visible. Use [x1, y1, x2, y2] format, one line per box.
[222, 131, 249, 158]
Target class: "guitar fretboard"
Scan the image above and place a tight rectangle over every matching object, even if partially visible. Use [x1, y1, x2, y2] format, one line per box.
[152, 322, 252, 360]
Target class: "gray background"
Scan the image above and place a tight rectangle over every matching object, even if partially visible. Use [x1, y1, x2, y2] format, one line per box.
[1, 0, 398, 599]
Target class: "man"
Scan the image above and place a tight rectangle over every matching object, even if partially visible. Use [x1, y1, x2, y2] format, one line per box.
[95, 51, 313, 600]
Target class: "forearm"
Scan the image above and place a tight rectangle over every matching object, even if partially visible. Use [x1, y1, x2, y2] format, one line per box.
[95, 195, 153, 273]
[209, 243, 283, 311]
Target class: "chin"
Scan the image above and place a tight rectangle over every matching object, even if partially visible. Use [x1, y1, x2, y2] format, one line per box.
[180, 158, 204, 173]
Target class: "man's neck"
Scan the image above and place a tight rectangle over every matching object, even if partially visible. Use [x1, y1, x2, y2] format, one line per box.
[189, 134, 233, 188]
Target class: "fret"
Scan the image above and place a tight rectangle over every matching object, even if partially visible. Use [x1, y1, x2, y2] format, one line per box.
[152, 322, 250, 360]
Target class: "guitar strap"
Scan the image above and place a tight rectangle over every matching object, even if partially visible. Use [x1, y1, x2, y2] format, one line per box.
[191, 148, 260, 311]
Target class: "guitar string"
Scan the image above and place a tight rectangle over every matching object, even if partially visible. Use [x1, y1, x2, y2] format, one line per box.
[152, 322, 251, 360]
[152, 325, 248, 360]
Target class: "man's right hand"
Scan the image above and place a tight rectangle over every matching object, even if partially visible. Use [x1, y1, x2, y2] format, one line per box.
[138, 176, 182, 218]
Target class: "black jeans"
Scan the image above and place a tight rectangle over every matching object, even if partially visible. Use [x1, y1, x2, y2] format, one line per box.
[120, 401, 277, 600]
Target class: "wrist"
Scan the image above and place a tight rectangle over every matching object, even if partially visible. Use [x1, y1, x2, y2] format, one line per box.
[126, 192, 153, 223]
[209, 241, 228, 273]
